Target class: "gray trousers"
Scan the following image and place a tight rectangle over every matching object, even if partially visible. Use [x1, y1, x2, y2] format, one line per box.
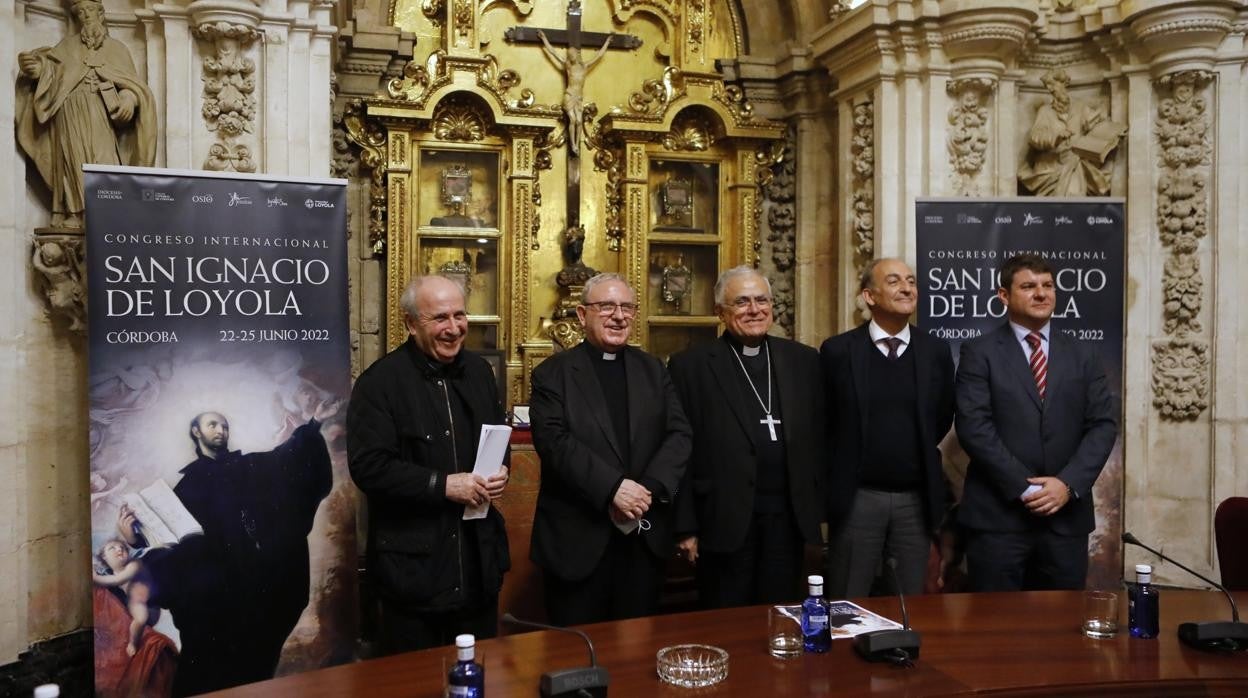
[826, 488, 929, 599]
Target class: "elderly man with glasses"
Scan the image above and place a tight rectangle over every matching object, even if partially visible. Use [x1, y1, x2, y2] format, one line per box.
[668, 266, 827, 608]
[529, 272, 692, 625]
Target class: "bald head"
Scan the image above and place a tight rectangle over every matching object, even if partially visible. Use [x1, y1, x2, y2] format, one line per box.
[402, 275, 469, 363]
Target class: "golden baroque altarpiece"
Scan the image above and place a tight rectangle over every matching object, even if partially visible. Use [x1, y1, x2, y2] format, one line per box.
[345, 0, 783, 406]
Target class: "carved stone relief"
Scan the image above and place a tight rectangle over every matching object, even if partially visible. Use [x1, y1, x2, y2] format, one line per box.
[1151, 339, 1209, 421]
[947, 78, 993, 196]
[194, 21, 260, 172]
[1152, 70, 1214, 420]
[1018, 69, 1125, 197]
[32, 236, 87, 332]
[850, 99, 875, 318]
[761, 123, 797, 336]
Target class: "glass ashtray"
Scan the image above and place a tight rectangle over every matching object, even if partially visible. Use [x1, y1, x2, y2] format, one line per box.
[656, 644, 729, 688]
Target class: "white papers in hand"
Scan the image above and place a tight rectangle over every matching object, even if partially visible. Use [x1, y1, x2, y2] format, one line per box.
[463, 424, 512, 520]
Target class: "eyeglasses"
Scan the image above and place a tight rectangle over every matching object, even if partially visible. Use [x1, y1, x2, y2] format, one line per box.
[729, 295, 773, 309]
[583, 301, 639, 317]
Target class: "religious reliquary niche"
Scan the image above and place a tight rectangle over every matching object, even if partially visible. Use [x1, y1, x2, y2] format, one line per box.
[356, 0, 781, 396]
[1151, 70, 1214, 421]
[650, 160, 719, 232]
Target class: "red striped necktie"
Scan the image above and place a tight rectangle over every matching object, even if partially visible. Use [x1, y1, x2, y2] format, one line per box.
[1025, 331, 1047, 401]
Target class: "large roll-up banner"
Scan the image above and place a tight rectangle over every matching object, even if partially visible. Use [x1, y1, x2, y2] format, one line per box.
[916, 198, 1125, 588]
[85, 166, 354, 696]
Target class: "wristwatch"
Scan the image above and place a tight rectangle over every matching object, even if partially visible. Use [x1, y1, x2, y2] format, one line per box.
[1066, 483, 1076, 500]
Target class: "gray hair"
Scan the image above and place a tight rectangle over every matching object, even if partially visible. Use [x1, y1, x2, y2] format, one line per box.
[713, 265, 771, 306]
[399, 274, 466, 318]
[858, 257, 913, 292]
[582, 272, 634, 303]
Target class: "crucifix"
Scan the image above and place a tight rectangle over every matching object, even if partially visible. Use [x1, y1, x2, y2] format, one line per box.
[760, 414, 782, 442]
[507, 1, 640, 236]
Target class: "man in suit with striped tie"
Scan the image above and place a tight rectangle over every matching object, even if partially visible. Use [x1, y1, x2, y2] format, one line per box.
[955, 253, 1118, 591]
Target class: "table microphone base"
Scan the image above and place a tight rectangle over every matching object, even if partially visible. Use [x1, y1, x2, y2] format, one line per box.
[539, 666, 609, 697]
[1177, 621, 1248, 652]
[853, 629, 921, 662]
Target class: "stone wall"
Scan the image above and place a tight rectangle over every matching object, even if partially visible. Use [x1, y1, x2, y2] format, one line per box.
[2, 0, 338, 667]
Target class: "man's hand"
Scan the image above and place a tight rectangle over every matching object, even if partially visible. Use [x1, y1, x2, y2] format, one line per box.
[18, 51, 41, 79]
[446, 472, 490, 507]
[611, 479, 651, 520]
[677, 535, 698, 564]
[1023, 476, 1071, 516]
[484, 466, 509, 501]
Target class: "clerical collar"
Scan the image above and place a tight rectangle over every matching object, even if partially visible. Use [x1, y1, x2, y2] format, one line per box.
[582, 341, 624, 363]
[722, 331, 767, 357]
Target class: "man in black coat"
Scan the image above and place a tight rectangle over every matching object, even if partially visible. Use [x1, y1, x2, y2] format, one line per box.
[956, 254, 1117, 591]
[529, 273, 691, 625]
[348, 275, 511, 652]
[669, 266, 825, 607]
[821, 258, 955, 598]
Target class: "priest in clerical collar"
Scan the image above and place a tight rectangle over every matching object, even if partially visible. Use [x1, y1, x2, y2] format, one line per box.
[529, 273, 691, 626]
[668, 266, 827, 608]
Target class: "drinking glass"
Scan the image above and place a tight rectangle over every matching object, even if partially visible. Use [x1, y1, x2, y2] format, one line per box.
[1082, 590, 1120, 638]
[768, 604, 804, 658]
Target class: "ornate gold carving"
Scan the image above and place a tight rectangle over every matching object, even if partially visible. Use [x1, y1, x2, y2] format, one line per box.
[387, 50, 446, 103]
[531, 180, 542, 250]
[714, 83, 754, 122]
[343, 100, 389, 254]
[947, 78, 993, 197]
[453, 0, 473, 43]
[686, 0, 707, 54]
[1152, 339, 1209, 420]
[661, 115, 714, 151]
[422, 0, 444, 25]
[433, 101, 489, 141]
[480, 54, 536, 110]
[625, 67, 686, 116]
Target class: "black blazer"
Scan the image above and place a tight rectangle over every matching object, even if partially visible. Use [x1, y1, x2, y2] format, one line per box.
[820, 324, 956, 533]
[955, 323, 1118, 536]
[668, 335, 826, 553]
[529, 343, 692, 582]
[347, 340, 511, 611]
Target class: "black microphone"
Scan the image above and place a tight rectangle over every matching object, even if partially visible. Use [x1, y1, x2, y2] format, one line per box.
[853, 558, 921, 665]
[1121, 531, 1248, 652]
[501, 613, 610, 697]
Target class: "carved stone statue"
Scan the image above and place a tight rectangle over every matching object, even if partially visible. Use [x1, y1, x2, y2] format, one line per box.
[1018, 69, 1123, 197]
[32, 238, 86, 331]
[16, 0, 156, 228]
[537, 28, 613, 157]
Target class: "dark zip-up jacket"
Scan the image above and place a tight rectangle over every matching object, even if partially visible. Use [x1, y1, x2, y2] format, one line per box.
[348, 338, 510, 611]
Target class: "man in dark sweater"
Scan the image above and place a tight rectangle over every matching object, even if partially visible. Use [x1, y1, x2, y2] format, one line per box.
[820, 258, 955, 598]
[669, 267, 826, 607]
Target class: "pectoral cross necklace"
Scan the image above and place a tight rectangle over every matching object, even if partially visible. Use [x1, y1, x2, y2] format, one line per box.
[730, 342, 781, 441]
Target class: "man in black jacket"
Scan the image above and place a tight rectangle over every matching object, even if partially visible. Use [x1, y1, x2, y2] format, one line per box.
[669, 266, 825, 607]
[821, 258, 955, 598]
[529, 273, 691, 625]
[347, 275, 511, 652]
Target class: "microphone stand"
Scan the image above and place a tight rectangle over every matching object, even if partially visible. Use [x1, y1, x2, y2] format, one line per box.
[501, 613, 610, 696]
[853, 558, 921, 665]
[1121, 532, 1248, 652]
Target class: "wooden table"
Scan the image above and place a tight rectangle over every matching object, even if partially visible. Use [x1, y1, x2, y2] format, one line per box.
[207, 590, 1248, 696]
